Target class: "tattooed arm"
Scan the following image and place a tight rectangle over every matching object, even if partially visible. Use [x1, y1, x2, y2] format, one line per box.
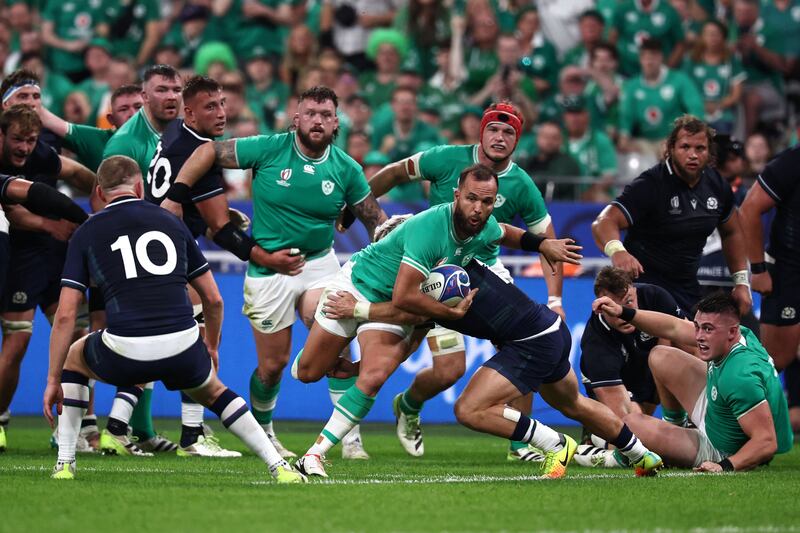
[161, 140, 238, 216]
[349, 192, 387, 242]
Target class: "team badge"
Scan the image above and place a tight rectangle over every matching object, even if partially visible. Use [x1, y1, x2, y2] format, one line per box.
[711, 386, 718, 401]
[494, 194, 506, 208]
[707, 197, 718, 210]
[645, 106, 662, 125]
[321, 180, 334, 195]
[782, 307, 797, 320]
[660, 85, 675, 100]
[651, 12, 665, 26]
[793, 6, 800, 21]
[694, 66, 706, 78]
[12, 292, 26, 305]
[461, 254, 474, 266]
[704, 79, 721, 98]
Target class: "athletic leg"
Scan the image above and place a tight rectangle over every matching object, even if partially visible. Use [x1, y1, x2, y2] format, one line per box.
[648, 345, 707, 426]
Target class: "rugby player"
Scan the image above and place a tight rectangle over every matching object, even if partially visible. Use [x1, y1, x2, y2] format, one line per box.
[594, 291, 793, 472]
[291, 164, 662, 479]
[43, 156, 304, 482]
[161, 86, 387, 459]
[592, 115, 751, 317]
[344, 101, 561, 461]
[0, 106, 95, 449]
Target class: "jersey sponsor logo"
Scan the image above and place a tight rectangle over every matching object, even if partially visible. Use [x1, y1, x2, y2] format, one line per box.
[321, 180, 334, 195]
[494, 194, 506, 208]
[645, 106, 662, 125]
[303, 164, 315, 175]
[454, 247, 462, 256]
[261, 318, 273, 328]
[690, 199, 697, 210]
[11, 291, 27, 305]
[626, 12, 638, 23]
[669, 195, 681, 214]
[707, 197, 718, 210]
[782, 307, 797, 320]
[532, 55, 545, 69]
[711, 386, 718, 401]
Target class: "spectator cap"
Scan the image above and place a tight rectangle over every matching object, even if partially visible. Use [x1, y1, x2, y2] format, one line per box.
[194, 41, 236, 75]
[366, 29, 409, 61]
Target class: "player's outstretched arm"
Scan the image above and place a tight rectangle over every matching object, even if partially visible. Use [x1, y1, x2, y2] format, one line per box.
[696, 402, 778, 473]
[36, 106, 70, 138]
[349, 193, 387, 241]
[739, 183, 776, 295]
[163, 141, 238, 217]
[58, 156, 97, 194]
[540, 221, 566, 318]
[189, 271, 223, 369]
[393, 263, 476, 321]
[321, 290, 429, 326]
[718, 209, 752, 315]
[44, 287, 84, 426]
[4, 204, 78, 241]
[593, 296, 696, 347]
[338, 160, 409, 231]
[592, 204, 644, 277]
[5, 177, 88, 224]
[499, 224, 582, 267]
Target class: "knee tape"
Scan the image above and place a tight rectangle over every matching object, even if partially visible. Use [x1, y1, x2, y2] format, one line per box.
[1, 319, 33, 335]
[427, 329, 465, 357]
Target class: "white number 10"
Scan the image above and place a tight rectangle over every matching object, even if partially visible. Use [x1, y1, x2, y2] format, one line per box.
[110, 231, 178, 279]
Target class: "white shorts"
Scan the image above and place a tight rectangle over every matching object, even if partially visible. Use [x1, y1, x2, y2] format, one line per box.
[690, 387, 729, 467]
[243, 249, 340, 334]
[487, 258, 513, 283]
[314, 261, 412, 340]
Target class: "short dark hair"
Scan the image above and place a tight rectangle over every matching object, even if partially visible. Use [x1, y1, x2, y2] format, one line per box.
[579, 9, 605, 24]
[0, 104, 41, 135]
[391, 85, 417, 101]
[640, 38, 663, 53]
[695, 291, 740, 320]
[182, 75, 221, 102]
[664, 115, 717, 163]
[457, 163, 498, 189]
[97, 155, 141, 191]
[0, 68, 40, 102]
[110, 84, 142, 106]
[143, 64, 180, 83]
[299, 85, 338, 108]
[593, 267, 633, 297]
[590, 41, 618, 62]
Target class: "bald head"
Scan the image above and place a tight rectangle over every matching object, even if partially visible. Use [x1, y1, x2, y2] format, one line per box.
[97, 155, 142, 194]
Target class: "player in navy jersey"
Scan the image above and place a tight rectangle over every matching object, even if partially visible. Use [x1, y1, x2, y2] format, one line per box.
[740, 144, 800, 433]
[592, 116, 751, 317]
[0, 106, 96, 448]
[317, 258, 664, 478]
[43, 156, 304, 483]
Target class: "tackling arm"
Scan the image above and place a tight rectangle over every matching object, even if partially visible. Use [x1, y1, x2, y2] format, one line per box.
[58, 157, 97, 194]
[392, 263, 475, 321]
[593, 296, 697, 346]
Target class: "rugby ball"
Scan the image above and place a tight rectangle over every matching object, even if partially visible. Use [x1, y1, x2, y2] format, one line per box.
[420, 264, 470, 307]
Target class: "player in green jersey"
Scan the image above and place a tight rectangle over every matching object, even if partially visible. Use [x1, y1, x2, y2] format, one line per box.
[103, 65, 182, 178]
[163, 86, 387, 460]
[292, 164, 584, 477]
[346, 101, 563, 461]
[38, 85, 144, 172]
[594, 291, 793, 472]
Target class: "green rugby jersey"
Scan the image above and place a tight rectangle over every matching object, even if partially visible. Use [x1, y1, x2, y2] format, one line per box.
[682, 57, 746, 125]
[705, 326, 793, 457]
[235, 132, 371, 277]
[350, 203, 503, 303]
[64, 124, 114, 172]
[102, 109, 161, 178]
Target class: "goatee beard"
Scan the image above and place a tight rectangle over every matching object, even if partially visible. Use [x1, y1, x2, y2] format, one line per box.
[297, 127, 333, 152]
[453, 205, 486, 237]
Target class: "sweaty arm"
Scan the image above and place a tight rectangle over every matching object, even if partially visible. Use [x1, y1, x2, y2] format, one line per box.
[593, 296, 696, 346]
[349, 193, 387, 241]
[59, 157, 97, 194]
[393, 263, 475, 321]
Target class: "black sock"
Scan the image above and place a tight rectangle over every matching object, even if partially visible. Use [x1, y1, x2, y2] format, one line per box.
[107, 417, 128, 437]
[180, 424, 204, 448]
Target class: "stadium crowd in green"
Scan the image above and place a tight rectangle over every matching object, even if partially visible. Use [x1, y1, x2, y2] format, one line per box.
[0, 0, 795, 201]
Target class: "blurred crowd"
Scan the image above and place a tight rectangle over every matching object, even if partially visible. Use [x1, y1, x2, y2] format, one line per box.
[0, 0, 797, 202]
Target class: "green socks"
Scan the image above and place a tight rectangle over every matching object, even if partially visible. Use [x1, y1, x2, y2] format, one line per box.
[662, 407, 688, 427]
[129, 385, 156, 440]
[397, 389, 424, 416]
[250, 370, 281, 428]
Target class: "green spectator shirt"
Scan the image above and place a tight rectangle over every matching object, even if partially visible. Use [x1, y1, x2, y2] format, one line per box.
[40, 73, 75, 117]
[585, 74, 625, 135]
[619, 67, 704, 140]
[371, 119, 444, 163]
[566, 129, 618, 178]
[42, 0, 103, 74]
[102, 108, 161, 178]
[358, 72, 396, 109]
[245, 80, 289, 134]
[237, 0, 300, 57]
[519, 36, 560, 95]
[682, 57, 746, 124]
[234, 132, 371, 276]
[350, 203, 503, 303]
[612, 0, 685, 75]
[76, 78, 109, 125]
[65, 123, 114, 172]
[761, 1, 800, 60]
[704, 326, 793, 457]
[728, 18, 786, 91]
[101, 0, 161, 60]
[463, 48, 498, 95]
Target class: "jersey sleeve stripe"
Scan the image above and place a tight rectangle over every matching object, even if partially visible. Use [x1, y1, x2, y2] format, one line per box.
[585, 378, 624, 388]
[527, 214, 551, 235]
[736, 398, 767, 420]
[191, 188, 225, 202]
[231, 140, 242, 169]
[350, 189, 372, 207]
[61, 279, 87, 291]
[401, 257, 430, 277]
[610, 201, 634, 225]
[187, 263, 210, 279]
[757, 174, 781, 203]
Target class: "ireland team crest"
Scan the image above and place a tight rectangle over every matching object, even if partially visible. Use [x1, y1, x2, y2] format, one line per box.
[321, 180, 334, 195]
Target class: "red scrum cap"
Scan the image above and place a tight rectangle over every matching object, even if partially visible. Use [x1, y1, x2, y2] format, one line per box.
[479, 102, 524, 143]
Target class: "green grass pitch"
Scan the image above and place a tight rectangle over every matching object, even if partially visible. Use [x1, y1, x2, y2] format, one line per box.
[1, 417, 799, 533]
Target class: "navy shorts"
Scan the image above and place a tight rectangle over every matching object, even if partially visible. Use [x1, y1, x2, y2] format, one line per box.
[760, 261, 800, 326]
[83, 330, 213, 391]
[2, 242, 66, 313]
[581, 354, 658, 405]
[483, 321, 573, 394]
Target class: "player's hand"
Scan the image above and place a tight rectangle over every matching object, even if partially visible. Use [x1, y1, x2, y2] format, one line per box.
[321, 290, 357, 319]
[750, 271, 772, 296]
[550, 305, 566, 321]
[44, 218, 78, 241]
[731, 284, 753, 316]
[43, 380, 63, 428]
[539, 238, 583, 272]
[336, 208, 356, 233]
[228, 208, 251, 232]
[160, 198, 184, 219]
[611, 250, 644, 278]
[449, 288, 478, 319]
[206, 347, 219, 371]
[265, 248, 305, 276]
[592, 296, 622, 318]
[693, 461, 724, 473]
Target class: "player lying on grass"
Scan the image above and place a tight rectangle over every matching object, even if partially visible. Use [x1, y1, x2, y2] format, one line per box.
[292, 164, 663, 478]
[594, 291, 793, 472]
[42, 156, 304, 483]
